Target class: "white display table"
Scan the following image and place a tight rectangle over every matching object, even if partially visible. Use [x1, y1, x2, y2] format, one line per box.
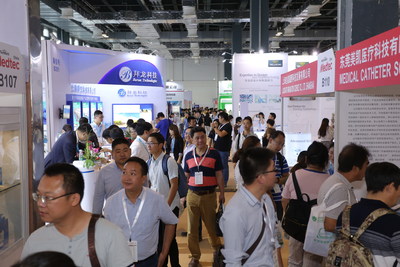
[72, 161, 100, 213]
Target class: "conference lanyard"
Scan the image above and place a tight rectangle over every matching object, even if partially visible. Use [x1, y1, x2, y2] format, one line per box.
[138, 137, 150, 157]
[193, 146, 210, 171]
[122, 189, 146, 241]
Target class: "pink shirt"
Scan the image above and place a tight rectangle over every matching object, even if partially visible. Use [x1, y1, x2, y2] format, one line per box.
[282, 169, 330, 200]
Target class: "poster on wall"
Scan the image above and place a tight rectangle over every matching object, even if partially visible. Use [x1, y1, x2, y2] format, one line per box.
[112, 104, 153, 127]
[0, 42, 24, 94]
[232, 53, 288, 126]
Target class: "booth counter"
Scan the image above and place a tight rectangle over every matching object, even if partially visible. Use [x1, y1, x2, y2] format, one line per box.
[72, 161, 100, 213]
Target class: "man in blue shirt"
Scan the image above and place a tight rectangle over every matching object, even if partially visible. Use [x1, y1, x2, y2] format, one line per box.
[155, 112, 172, 140]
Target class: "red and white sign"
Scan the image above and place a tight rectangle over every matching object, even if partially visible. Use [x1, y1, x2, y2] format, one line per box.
[336, 26, 400, 91]
[0, 41, 24, 94]
[281, 61, 317, 97]
[317, 49, 335, 93]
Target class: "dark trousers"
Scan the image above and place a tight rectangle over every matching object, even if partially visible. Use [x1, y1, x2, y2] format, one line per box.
[275, 200, 283, 221]
[135, 253, 158, 267]
[158, 206, 181, 267]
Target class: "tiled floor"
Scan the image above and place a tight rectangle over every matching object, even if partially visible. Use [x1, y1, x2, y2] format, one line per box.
[174, 163, 289, 267]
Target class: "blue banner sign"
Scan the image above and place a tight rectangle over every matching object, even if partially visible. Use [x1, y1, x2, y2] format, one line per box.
[66, 94, 100, 102]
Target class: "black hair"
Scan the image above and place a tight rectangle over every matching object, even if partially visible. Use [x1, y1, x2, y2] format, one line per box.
[135, 122, 153, 135]
[62, 124, 72, 132]
[290, 151, 308, 173]
[187, 116, 196, 123]
[125, 156, 149, 176]
[157, 112, 165, 118]
[269, 130, 285, 140]
[137, 118, 146, 124]
[235, 117, 242, 123]
[110, 127, 124, 140]
[126, 119, 134, 126]
[338, 143, 370, 172]
[269, 112, 276, 119]
[77, 123, 92, 134]
[266, 119, 275, 127]
[190, 126, 206, 138]
[243, 116, 252, 124]
[12, 251, 76, 267]
[228, 115, 234, 121]
[239, 147, 275, 185]
[94, 110, 103, 117]
[365, 162, 400, 193]
[43, 163, 84, 203]
[318, 118, 329, 137]
[102, 128, 111, 139]
[108, 124, 119, 130]
[232, 135, 260, 163]
[258, 112, 265, 119]
[78, 117, 89, 126]
[149, 132, 165, 144]
[306, 141, 329, 169]
[112, 137, 130, 150]
[218, 112, 229, 121]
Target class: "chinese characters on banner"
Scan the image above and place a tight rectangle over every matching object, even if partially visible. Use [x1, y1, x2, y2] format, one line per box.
[336, 26, 400, 91]
[281, 61, 317, 97]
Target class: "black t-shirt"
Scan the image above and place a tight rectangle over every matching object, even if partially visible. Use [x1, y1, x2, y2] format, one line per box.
[214, 123, 232, 152]
[196, 117, 204, 126]
[204, 116, 212, 126]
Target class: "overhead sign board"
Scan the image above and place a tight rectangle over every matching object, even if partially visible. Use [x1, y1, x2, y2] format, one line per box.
[281, 61, 317, 97]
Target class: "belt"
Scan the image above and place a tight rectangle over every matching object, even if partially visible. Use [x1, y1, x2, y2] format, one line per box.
[190, 188, 216, 196]
[135, 252, 157, 264]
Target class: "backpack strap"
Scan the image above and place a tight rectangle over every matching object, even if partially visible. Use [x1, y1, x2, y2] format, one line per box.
[291, 171, 303, 201]
[236, 133, 241, 151]
[242, 205, 266, 265]
[88, 214, 102, 267]
[341, 205, 352, 237]
[161, 154, 171, 187]
[353, 208, 393, 241]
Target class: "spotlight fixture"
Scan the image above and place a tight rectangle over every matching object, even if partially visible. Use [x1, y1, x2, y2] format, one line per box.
[101, 32, 109, 38]
[259, 49, 264, 54]
[221, 51, 232, 56]
[150, 50, 158, 55]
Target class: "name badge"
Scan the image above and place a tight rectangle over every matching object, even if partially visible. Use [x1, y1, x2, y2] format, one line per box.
[170, 152, 175, 158]
[195, 171, 204, 185]
[128, 240, 138, 262]
[273, 184, 281, 193]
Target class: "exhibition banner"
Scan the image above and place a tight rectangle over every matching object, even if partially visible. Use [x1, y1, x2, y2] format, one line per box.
[281, 61, 317, 97]
[336, 26, 400, 91]
[317, 49, 335, 93]
[0, 42, 24, 94]
[218, 80, 232, 94]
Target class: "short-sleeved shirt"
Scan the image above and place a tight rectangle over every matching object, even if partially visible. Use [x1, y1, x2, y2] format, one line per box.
[271, 153, 289, 202]
[336, 199, 400, 267]
[103, 187, 178, 261]
[214, 123, 233, 152]
[196, 117, 204, 126]
[282, 169, 330, 200]
[317, 172, 357, 219]
[156, 118, 172, 140]
[184, 147, 223, 191]
[148, 152, 180, 209]
[92, 161, 123, 214]
[21, 218, 133, 267]
[130, 136, 151, 161]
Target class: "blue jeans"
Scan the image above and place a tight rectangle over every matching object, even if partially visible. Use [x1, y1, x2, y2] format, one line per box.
[218, 151, 230, 186]
[135, 253, 158, 267]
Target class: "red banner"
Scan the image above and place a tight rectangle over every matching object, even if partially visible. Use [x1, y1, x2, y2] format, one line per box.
[281, 61, 317, 97]
[336, 26, 400, 91]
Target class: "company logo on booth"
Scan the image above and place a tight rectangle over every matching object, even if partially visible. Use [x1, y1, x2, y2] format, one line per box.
[118, 88, 127, 97]
[99, 60, 163, 87]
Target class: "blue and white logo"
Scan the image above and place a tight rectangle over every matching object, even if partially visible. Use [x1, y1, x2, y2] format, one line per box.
[118, 89, 127, 97]
[119, 67, 132, 82]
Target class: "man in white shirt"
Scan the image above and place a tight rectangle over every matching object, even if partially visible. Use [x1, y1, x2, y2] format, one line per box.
[90, 110, 106, 145]
[147, 132, 181, 267]
[130, 121, 153, 161]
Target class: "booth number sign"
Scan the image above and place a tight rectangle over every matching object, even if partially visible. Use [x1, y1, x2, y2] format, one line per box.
[0, 42, 23, 93]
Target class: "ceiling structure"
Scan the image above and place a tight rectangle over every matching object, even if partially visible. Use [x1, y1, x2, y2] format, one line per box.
[40, 0, 339, 59]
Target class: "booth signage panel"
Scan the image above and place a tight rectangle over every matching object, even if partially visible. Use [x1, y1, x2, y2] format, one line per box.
[317, 49, 335, 93]
[218, 80, 232, 94]
[336, 26, 400, 91]
[0, 42, 24, 94]
[99, 59, 163, 87]
[281, 61, 317, 97]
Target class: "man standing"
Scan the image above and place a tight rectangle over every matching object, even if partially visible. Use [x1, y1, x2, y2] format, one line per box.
[220, 147, 279, 266]
[155, 112, 172, 140]
[104, 157, 178, 267]
[213, 112, 232, 186]
[194, 111, 204, 127]
[21, 163, 133, 267]
[266, 130, 290, 221]
[44, 123, 91, 168]
[130, 122, 153, 161]
[92, 138, 131, 214]
[147, 132, 181, 267]
[318, 143, 370, 232]
[333, 162, 400, 266]
[184, 127, 225, 267]
[91, 110, 106, 145]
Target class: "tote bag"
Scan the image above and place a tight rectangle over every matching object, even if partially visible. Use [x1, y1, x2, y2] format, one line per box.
[303, 183, 350, 257]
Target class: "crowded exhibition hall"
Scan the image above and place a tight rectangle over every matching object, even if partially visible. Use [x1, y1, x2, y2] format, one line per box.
[1, 0, 400, 266]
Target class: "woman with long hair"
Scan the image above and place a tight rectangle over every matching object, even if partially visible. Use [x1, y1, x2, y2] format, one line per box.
[166, 124, 184, 164]
[318, 118, 334, 148]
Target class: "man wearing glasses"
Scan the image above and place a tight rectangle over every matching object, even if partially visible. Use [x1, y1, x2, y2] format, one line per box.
[21, 163, 133, 267]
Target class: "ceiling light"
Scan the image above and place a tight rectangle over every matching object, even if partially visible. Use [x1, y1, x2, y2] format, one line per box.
[275, 31, 283, 37]
[259, 49, 264, 54]
[292, 50, 298, 54]
[222, 52, 232, 56]
[312, 50, 318, 56]
[101, 32, 109, 38]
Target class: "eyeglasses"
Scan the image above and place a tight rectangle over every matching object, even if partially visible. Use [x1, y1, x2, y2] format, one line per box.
[32, 192, 76, 205]
[259, 169, 278, 175]
[146, 142, 160, 146]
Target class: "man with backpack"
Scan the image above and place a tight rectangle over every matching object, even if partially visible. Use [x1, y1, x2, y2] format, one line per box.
[326, 162, 400, 267]
[147, 132, 181, 267]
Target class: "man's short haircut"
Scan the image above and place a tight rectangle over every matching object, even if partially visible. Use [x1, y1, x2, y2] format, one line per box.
[306, 141, 329, 169]
[11, 251, 76, 267]
[62, 124, 72, 132]
[102, 128, 111, 139]
[338, 143, 370, 172]
[94, 110, 103, 117]
[243, 116, 252, 124]
[149, 132, 165, 144]
[135, 122, 153, 135]
[365, 162, 400, 193]
[239, 147, 275, 185]
[77, 123, 92, 134]
[266, 119, 275, 127]
[269, 130, 285, 140]
[190, 126, 206, 138]
[187, 116, 196, 123]
[235, 117, 242, 123]
[137, 118, 146, 124]
[218, 112, 229, 121]
[79, 117, 89, 125]
[228, 115, 234, 121]
[125, 156, 148, 176]
[126, 119, 134, 127]
[110, 127, 124, 140]
[157, 112, 165, 118]
[43, 163, 84, 203]
[112, 137, 130, 150]
[270, 112, 276, 119]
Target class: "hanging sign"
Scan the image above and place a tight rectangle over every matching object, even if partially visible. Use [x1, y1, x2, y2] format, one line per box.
[281, 61, 317, 97]
[336, 26, 400, 91]
[0, 42, 24, 94]
[317, 49, 335, 94]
